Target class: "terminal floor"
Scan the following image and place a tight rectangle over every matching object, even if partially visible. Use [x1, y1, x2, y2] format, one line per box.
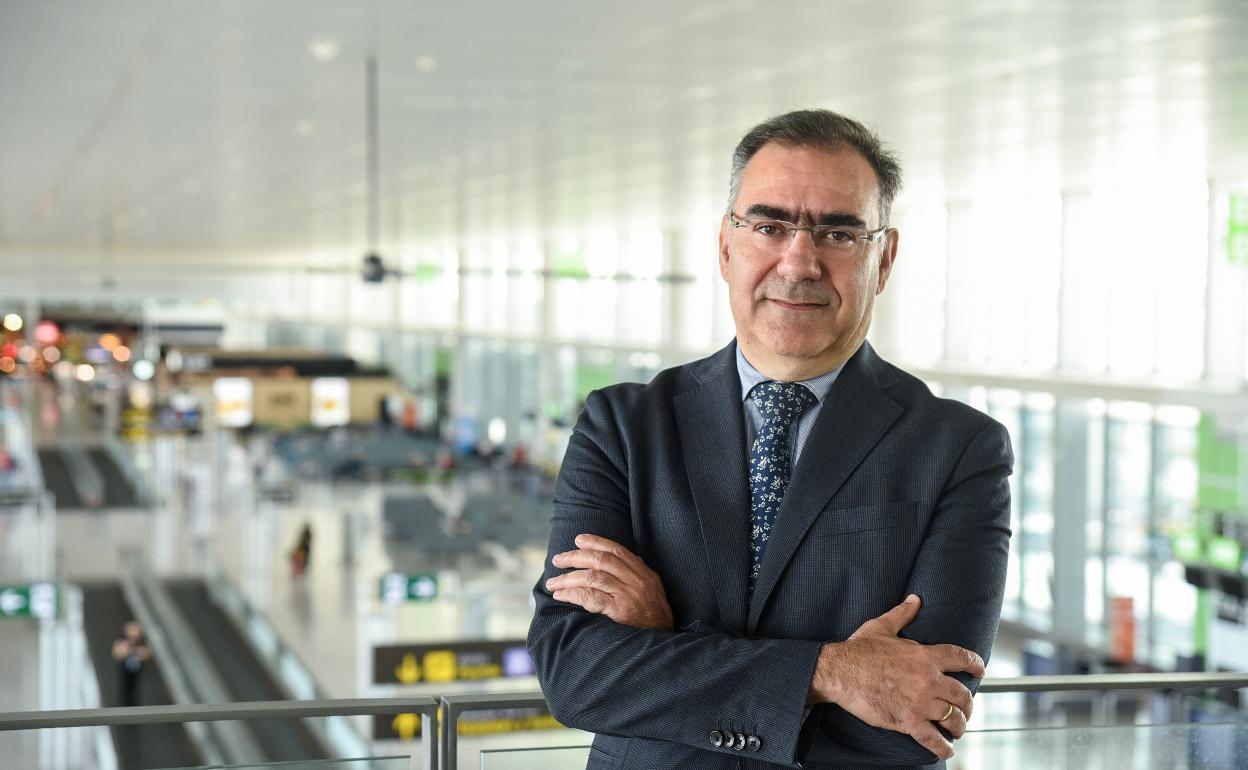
[22, 478, 1156, 769]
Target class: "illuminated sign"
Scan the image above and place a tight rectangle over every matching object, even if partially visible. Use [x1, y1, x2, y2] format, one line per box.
[1229, 192, 1248, 266]
[373, 640, 535, 685]
[1208, 536, 1242, 572]
[373, 706, 559, 741]
[379, 572, 438, 605]
[0, 583, 58, 619]
[311, 377, 350, 427]
[213, 377, 253, 428]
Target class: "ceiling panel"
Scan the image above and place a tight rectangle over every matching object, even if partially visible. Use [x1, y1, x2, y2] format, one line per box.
[1, 0, 1246, 283]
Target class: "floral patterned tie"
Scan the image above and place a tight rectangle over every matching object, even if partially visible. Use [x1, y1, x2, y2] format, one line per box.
[748, 381, 817, 594]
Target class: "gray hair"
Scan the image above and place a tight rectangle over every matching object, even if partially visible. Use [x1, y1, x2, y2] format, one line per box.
[727, 109, 902, 225]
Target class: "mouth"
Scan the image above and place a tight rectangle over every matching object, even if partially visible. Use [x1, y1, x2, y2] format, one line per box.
[768, 298, 826, 311]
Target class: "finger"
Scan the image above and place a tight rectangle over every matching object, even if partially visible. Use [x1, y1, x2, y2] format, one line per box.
[551, 586, 613, 615]
[867, 594, 921, 636]
[932, 644, 986, 679]
[933, 703, 968, 738]
[546, 568, 624, 596]
[574, 534, 649, 571]
[552, 549, 634, 581]
[934, 677, 975, 720]
[908, 721, 954, 760]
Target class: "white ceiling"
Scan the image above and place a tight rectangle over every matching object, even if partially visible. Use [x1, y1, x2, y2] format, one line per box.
[2, 0, 1247, 285]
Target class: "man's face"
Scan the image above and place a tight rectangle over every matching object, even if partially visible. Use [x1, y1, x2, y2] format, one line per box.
[719, 142, 897, 377]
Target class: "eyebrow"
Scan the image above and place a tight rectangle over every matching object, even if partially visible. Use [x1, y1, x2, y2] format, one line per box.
[742, 203, 868, 229]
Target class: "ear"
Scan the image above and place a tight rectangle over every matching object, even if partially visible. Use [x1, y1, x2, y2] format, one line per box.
[718, 215, 732, 281]
[875, 227, 899, 295]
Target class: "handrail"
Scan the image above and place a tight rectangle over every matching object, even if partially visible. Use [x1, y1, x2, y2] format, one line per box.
[436, 674, 1248, 770]
[118, 567, 231, 765]
[977, 672, 1248, 692]
[204, 561, 372, 758]
[0, 697, 441, 731]
[2, 674, 1247, 770]
[0, 698, 441, 770]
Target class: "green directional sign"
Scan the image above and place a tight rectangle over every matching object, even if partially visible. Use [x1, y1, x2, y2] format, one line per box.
[379, 572, 438, 605]
[0, 583, 58, 619]
[1229, 192, 1248, 266]
[1207, 536, 1242, 572]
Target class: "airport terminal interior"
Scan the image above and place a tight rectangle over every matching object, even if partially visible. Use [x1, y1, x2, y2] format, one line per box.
[2, 2, 1248, 769]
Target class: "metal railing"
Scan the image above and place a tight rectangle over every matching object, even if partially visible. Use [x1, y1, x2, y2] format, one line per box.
[1, 673, 1246, 770]
[0, 698, 440, 769]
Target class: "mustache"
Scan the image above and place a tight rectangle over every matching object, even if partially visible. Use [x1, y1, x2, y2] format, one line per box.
[758, 282, 835, 305]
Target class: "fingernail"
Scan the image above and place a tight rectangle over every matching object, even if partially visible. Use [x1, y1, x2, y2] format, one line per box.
[905, 593, 919, 604]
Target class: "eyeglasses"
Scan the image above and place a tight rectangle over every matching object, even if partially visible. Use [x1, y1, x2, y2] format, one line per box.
[729, 212, 888, 254]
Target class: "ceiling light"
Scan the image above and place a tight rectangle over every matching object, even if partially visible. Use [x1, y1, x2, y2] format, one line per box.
[2, 313, 22, 332]
[309, 39, 339, 62]
[33, 320, 60, 346]
[414, 55, 437, 73]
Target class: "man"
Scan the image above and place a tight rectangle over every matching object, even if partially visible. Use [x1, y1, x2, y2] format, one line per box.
[528, 109, 1013, 770]
[111, 620, 152, 707]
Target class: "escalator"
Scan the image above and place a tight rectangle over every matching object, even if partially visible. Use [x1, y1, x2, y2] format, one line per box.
[166, 580, 331, 762]
[36, 448, 81, 508]
[87, 447, 139, 507]
[80, 583, 202, 770]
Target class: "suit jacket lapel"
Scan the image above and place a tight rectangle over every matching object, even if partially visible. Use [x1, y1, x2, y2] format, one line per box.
[674, 342, 752, 632]
[747, 342, 903, 633]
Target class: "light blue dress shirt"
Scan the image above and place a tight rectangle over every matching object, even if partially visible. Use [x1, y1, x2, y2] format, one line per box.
[736, 344, 844, 465]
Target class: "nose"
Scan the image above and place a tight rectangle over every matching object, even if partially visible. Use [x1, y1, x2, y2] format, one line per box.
[774, 228, 821, 282]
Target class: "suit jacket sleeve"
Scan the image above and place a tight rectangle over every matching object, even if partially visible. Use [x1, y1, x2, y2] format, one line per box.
[803, 417, 1014, 767]
[528, 389, 824, 767]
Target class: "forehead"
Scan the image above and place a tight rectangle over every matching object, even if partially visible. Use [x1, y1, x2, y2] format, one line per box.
[736, 142, 881, 220]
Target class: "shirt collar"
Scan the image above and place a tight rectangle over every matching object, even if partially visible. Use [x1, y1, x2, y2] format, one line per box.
[735, 343, 844, 405]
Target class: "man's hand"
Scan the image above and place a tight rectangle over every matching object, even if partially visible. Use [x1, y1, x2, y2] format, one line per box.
[545, 534, 674, 631]
[809, 594, 984, 760]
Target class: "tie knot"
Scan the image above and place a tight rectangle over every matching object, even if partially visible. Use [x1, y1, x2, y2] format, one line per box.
[750, 381, 816, 425]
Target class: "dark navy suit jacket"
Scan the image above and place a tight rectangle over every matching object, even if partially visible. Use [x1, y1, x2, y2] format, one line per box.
[528, 340, 1013, 769]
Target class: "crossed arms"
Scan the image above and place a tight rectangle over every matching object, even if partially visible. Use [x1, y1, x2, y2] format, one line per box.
[528, 391, 1013, 767]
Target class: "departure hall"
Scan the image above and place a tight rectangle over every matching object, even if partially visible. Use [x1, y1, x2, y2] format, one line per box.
[2, 2, 1248, 769]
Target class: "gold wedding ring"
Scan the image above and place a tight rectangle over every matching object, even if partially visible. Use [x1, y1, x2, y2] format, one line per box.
[939, 702, 955, 723]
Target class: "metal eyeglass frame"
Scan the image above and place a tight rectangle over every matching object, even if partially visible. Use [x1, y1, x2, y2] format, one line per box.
[728, 212, 889, 249]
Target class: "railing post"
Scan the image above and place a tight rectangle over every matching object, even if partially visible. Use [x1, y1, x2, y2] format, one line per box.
[439, 696, 457, 770]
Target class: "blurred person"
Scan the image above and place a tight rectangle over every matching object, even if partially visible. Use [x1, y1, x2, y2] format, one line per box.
[111, 621, 151, 707]
[290, 522, 313, 577]
[401, 397, 419, 434]
[434, 447, 456, 475]
[0, 446, 16, 487]
[529, 110, 1013, 770]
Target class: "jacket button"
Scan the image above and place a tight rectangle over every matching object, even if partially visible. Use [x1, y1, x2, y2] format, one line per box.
[710, 730, 723, 747]
[733, 733, 746, 750]
[747, 735, 762, 752]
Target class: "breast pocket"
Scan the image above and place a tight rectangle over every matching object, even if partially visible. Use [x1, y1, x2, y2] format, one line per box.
[808, 501, 921, 538]
[801, 502, 924, 629]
